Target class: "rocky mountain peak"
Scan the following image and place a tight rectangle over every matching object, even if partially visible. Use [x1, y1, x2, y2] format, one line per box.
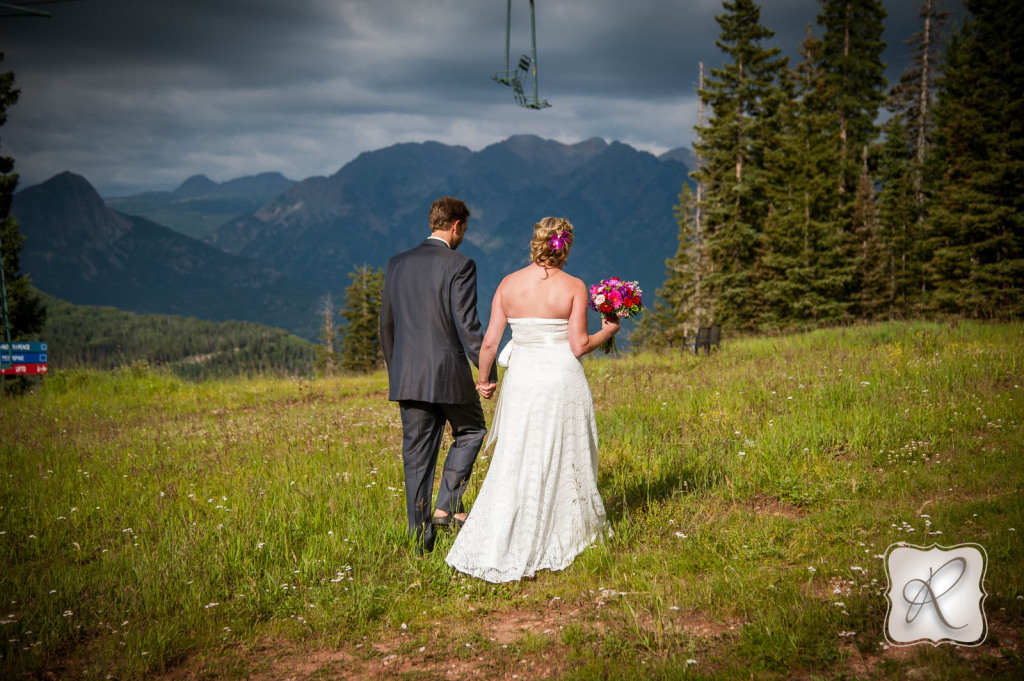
[173, 174, 219, 198]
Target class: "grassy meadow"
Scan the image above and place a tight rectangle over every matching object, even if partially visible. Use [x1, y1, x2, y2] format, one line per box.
[1, 321, 1021, 679]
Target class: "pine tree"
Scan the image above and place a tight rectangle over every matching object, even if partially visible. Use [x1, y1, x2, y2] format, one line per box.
[315, 293, 338, 375]
[760, 28, 849, 327]
[873, 117, 920, 316]
[871, 0, 950, 317]
[926, 1, 1024, 317]
[851, 144, 890, 317]
[816, 0, 888, 197]
[888, 0, 951, 196]
[692, 0, 788, 331]
[632, 185, 706, 349]
[339, 265, 385, 372]
[0, 58, 46, 346]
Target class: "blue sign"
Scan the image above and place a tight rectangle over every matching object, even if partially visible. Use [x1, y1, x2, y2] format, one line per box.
[1, 353, 47, 364]
[0, 342, 47, 352]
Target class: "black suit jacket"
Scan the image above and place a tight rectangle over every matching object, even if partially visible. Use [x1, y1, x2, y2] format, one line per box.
[379, 238, 497, 403]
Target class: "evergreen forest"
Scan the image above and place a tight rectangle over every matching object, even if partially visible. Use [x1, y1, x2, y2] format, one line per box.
[40, 294, 318, 381]
[637, 0, 1022, 346]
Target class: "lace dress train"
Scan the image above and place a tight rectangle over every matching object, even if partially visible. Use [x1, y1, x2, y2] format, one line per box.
[445, 318, 608, 583]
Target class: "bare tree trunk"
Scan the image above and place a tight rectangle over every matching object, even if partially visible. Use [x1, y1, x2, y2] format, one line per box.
[320, 293, 335, 374]
[838, 1, 851, 195]
[736, 59, 744, 186]
[695, 61, 706, 329]
[804, 131, 812, 268]
[914, 0, 933, 204]
[321, 294, 334, 354]
[696, 61, 704, 236]
[735, 57, 744, 239]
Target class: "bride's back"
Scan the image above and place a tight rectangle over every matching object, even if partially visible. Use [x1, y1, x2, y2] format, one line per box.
[499, 265, 579, 320]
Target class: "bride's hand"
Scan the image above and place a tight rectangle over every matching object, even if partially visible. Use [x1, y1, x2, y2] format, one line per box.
[476, 381, 496, 400]
[602, 317, 621, 336]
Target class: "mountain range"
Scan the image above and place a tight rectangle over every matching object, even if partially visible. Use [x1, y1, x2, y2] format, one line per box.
[13, 135, 693, 341]
[105, 172, 295, 239]
[13, 172, 320, 338]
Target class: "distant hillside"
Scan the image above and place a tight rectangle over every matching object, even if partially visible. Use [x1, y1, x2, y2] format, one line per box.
[40, 293, 318, 381]
[209, 135, 693, 302]
[106, 172, 295, 239]
[13, 172, 321, 339]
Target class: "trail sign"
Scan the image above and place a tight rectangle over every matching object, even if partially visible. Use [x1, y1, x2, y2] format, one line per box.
[1, 353, 46, 363]
[0, 363, 48, 375]
[0, 342, 47, 352]
[0, 342, 49, 375]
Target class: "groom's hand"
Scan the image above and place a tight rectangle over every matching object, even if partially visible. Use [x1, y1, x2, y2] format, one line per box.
[476, 382, 496, 400]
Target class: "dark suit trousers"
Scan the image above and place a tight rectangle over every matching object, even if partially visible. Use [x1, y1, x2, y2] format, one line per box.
[399, 399, 487, 553]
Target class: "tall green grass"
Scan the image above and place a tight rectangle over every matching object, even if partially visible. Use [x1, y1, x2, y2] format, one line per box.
[1, 321, 1021, 679]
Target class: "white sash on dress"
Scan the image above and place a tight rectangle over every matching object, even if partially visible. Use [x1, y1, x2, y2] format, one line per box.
[497, 340, 515, 368]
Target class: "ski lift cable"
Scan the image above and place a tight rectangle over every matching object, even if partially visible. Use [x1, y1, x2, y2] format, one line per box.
[0, 1, 82, 19]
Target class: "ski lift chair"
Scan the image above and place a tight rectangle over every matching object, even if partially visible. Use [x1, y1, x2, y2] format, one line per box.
[492, 0, 551, 110]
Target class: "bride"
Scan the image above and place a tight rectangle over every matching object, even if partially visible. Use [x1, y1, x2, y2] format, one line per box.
[445, 217, 619, 583]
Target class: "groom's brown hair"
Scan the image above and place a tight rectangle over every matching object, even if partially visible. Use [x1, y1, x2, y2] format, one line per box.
[429, 196, 470, 232]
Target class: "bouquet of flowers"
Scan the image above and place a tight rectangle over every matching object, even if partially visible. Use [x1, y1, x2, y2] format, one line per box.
[589, 278, 643, 353]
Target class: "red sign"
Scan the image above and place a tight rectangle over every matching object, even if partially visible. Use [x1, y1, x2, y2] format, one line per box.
[0, 363, 48, 375]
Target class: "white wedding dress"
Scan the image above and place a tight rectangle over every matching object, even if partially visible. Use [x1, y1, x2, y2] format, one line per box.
[445, 318, 608, 582]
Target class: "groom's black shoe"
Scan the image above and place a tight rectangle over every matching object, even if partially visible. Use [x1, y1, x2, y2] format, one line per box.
[432, 511, 465, 529]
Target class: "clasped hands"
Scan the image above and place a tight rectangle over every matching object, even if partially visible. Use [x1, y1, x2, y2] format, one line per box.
[476, 381, 497, 400]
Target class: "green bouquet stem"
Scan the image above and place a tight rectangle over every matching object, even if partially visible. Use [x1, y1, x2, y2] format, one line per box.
[601, 315, 619, 353]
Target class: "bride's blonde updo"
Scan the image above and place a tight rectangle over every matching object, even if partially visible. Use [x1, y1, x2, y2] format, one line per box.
[530, 217, 574, 268]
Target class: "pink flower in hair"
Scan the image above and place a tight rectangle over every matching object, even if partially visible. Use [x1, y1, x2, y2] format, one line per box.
[548, 230, 568, 250]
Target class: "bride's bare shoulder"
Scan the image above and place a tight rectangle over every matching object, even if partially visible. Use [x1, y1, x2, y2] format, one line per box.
[499, 266, 532, 285]
[561, 272, 587, 291]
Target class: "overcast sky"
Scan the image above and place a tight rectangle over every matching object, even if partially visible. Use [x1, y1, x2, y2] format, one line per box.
[1, 0, 962, 196]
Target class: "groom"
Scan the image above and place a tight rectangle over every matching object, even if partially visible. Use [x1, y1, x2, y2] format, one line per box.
[379, 196, 498, 554]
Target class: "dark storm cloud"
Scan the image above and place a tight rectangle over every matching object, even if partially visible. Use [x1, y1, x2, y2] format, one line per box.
[6, 1, 347, 81]
[0, 0, 961, 195]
